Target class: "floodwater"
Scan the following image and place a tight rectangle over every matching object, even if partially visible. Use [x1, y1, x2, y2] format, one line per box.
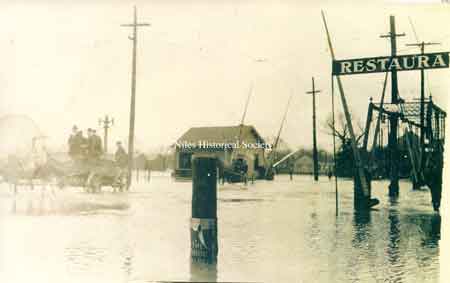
[0, 174, 441, 283]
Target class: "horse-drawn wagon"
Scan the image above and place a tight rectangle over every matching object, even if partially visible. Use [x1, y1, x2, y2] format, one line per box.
[1, 153, 127, 193]
[40, 155, 127, 193]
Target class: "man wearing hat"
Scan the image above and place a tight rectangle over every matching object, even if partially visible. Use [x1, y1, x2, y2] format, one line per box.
[69, 126, 88, 160]
[86, 128, 98, 161]
[92, 129, 103, 160]
[115, 141, 128, 168]
[68, 125, 79, 158]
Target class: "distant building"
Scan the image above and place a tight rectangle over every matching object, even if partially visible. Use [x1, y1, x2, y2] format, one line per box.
[291, 154, 332, 175]
[146, 154, 169, 171]
[174, 125, 268, 179]
[134, 153, 148, 170]
[294, 155, 313, 174]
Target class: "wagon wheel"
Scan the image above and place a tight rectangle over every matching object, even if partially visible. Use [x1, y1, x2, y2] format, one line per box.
[111, 173, 123, 193]
[86, 173, 102, 193]
[116, 171, 128, 192]
[57, 177, 66, 190]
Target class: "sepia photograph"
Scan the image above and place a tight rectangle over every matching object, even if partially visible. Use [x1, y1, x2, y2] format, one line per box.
[0, 0, 449, 282]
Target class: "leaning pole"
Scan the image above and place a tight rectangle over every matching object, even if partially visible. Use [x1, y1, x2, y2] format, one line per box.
[321, 11, 378, 210]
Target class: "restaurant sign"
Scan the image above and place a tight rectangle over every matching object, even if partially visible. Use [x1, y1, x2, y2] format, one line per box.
[332, 52, 449, 75]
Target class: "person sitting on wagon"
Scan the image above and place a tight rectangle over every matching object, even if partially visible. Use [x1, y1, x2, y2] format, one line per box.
[115, 141, 128, 168]
[69, 126, 88, 161]
[93, 130, 103, 157]
[68, 125, 79, 159]
[87, 129, 103, 161]
[85, 128, 95, 160]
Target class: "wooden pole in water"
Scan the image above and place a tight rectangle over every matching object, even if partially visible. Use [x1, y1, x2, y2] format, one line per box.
[121, 7, 150, 191]
[331, 75, 339, 215]
[321, 11, 374, 210]
[191, 155, 218, 262]
[306, 77, 321, 181]
[380, 15, 405, 197]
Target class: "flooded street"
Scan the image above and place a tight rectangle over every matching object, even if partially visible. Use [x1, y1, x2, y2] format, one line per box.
[0, 174, 440, 283]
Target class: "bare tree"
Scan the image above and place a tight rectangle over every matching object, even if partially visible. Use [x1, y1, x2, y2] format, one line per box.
[322, 111, 365, 149]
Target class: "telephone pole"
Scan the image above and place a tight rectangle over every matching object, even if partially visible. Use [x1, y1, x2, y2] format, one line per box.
[380, 15, 405, 197]
[405, 41, 440, 174]
[99, 115, 114, 153]
[306, 77, 321, 181]
[121, 6, 150, 190]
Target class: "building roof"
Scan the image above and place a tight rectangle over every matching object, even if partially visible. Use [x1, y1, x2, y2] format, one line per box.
[177, 125, 266, 144]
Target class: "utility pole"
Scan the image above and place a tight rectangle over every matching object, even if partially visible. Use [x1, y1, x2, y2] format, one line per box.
[99, 115, 114, 153]
[121, 6, 150, 190]
[405, 41, 440, 174]
[306, 77, 321, 181]
[380, 15, 405, 197]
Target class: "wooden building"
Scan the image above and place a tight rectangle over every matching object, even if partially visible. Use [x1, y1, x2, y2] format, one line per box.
[174, 125, 268, 179]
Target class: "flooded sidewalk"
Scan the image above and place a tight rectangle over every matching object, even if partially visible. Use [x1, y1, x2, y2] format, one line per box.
[0, 175, 440, 283]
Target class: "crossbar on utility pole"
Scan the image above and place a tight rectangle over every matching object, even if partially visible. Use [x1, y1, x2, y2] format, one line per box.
[121, 6, 150, 191]
[380, 15, 405, 197]
[306, 77, 321, 181]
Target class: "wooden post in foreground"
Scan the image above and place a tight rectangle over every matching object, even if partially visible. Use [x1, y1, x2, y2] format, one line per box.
[191, 155, 218, 262]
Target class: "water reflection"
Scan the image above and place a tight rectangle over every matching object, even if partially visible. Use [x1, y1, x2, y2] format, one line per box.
[122, 254, 133, 280]
[348, 196, 441, 283]
[190, 259, 217, 282]
[352, 211, 371, 245]
[65, 244, 107, 270]
[8, 191, 129, 215]
[426, 215, 441, 248]
[387, 208, 403, 283]
[404, 213, 441, 248]
[387, 208, 400, 266]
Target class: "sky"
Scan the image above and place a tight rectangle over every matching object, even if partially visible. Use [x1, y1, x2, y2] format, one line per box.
[0, 0, 449, 155]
